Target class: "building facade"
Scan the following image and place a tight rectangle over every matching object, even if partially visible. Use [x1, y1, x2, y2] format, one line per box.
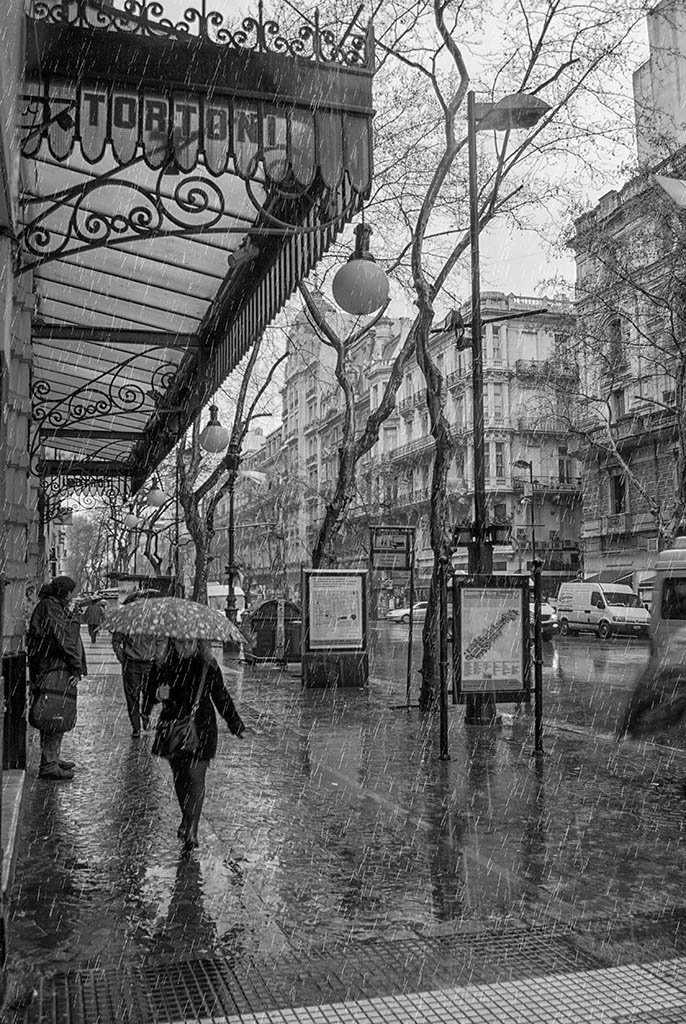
[234, 292, 582, 611]
[570, 0, 686, 600]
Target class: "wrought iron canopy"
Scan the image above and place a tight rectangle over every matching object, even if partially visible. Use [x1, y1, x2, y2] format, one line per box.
[23, 0, 375, 494]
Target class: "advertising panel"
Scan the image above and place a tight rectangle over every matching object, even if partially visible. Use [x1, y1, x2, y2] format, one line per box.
[306, 571, 365, 650]
[454, 576, 530, 703]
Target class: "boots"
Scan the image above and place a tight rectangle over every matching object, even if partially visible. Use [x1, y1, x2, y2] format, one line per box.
[39, 766, 74, 780]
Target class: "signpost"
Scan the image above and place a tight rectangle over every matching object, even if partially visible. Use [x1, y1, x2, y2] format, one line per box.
[370, 525, 416, 704]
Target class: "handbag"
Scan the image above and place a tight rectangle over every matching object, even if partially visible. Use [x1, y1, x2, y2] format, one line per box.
[152, 662, 209, 759]
[28, 667, 78, 733]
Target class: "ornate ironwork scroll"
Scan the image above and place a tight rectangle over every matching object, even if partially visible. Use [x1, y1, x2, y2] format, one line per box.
[28, 1, 371, 68]
[31, 347, 180, 431]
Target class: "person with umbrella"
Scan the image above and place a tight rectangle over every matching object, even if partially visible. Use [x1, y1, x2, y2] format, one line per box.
[111, 591, 167, 737]
[104, 597, 247, 849]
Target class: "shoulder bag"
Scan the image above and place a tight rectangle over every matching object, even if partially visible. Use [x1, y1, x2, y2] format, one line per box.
[152, 661, 209, 759]
[28, 666, 78, 733]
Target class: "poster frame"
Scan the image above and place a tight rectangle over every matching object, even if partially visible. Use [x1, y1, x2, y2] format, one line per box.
[302, 568, 367, 653]
[452, 574, 531, 704]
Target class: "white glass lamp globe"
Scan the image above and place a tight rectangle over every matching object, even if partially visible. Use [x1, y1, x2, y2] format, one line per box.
[124, 512, 140, 529]
[146, 485, 166, 508]
[199, 405, 230, 453]
[332, 258, 390, 316]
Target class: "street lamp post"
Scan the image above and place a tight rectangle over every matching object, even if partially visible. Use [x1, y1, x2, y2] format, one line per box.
[514, 458, 544, 754]
[224, 442, 242, 635]
[514, 459, 537, 562]
[464, 89, 550, 726]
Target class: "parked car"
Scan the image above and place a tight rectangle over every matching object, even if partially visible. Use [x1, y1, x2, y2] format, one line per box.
[556, 581, 650, 639]
[386, 601, 428, 624]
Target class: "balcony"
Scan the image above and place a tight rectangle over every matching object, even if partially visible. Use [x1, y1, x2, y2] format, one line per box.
[512, 473, 582, 493]
[397, 389, 427, 414]
[388, 437, 436, 461]
[517, 415, 568, 434]
[446, 369, 469, 390]
[514, 358, 577, 383]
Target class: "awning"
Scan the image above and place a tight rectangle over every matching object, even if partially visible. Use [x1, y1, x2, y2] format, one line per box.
[22, 0, 375, 506]
[584, 570, 634, 586]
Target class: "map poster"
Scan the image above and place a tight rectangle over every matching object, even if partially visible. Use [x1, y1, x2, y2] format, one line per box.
[456, 584, 527, 696]
[307, 572, 364, 650]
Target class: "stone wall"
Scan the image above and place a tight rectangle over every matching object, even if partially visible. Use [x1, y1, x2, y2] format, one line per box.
[1, 269, 38, 652]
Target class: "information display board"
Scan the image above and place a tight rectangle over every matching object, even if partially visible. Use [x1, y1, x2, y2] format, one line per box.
[453, 575, 530, 703]
[369, 526, 414, 570]
[302, 569, 368, 687]
[307, 572, 364, 650]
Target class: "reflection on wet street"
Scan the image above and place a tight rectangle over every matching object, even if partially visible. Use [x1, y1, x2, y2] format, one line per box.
[6, 627, 686, 987]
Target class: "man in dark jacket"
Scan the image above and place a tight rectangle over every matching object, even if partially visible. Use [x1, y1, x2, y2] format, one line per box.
[84, 599, 105, 643]
[27, 576, 87, 780]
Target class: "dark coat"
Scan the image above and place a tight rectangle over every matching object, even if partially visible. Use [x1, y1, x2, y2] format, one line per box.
[155, 651, 244, 761]
[26, 595, 87, 685]
[84, 602, 105, 627]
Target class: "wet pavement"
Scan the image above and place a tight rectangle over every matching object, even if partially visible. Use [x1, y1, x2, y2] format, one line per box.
[3, 627, 686, 1022]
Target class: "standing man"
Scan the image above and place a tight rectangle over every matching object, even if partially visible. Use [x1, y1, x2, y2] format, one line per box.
[26, 576, 87, 780]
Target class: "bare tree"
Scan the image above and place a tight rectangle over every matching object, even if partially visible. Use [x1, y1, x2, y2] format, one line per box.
[289, 0, 644, 706]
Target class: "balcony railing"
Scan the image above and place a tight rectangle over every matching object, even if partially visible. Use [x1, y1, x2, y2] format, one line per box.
[388, 437, 435, 460]
[397, 389, 427, 414]
[512, 474, 582, 492]
[446, 369, 469, 389]
[517, 415, 568, 433]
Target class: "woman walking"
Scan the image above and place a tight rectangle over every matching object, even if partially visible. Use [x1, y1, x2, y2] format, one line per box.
[153, 638, 245, 850]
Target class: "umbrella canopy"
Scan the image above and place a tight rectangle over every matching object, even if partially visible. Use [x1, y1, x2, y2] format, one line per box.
[617, 663, 686, 740]
[103, 597, 248, 645]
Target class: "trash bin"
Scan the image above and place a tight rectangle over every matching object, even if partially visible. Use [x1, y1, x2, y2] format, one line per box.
[246, 600, 302, 663]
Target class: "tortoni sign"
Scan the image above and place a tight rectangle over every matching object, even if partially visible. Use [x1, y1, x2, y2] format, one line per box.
[22, 80, 372, 189]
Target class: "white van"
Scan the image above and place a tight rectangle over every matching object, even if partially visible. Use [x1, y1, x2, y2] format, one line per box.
[556, 581, 650, 640]
[648, 537, 686, 672]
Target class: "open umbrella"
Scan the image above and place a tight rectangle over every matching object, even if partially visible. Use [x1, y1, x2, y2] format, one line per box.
[103, 596, 249, 646]
[617, 662, 686, 740]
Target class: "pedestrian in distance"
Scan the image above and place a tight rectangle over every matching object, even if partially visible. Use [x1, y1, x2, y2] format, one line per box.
[26, 575, 87, 780]
[84, 598, 105, 643]
[152, 637, 245, 851]
[112, 592, 166, 738]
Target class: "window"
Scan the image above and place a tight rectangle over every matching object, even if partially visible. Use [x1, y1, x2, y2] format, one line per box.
[484, 444, 490, 480]
[495, 442, 504, 479]
[607, 317, 625, 369]
[591, 591, 605, 609]
[383, 426, 397, 451]
[610, 473, 626, 514]
[611, 388, 625, 418]
[662, 578, 686, 620]
[558, 445, 572, 484]
[492, 326, 502, 363]
[493, 384, 503, 422]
